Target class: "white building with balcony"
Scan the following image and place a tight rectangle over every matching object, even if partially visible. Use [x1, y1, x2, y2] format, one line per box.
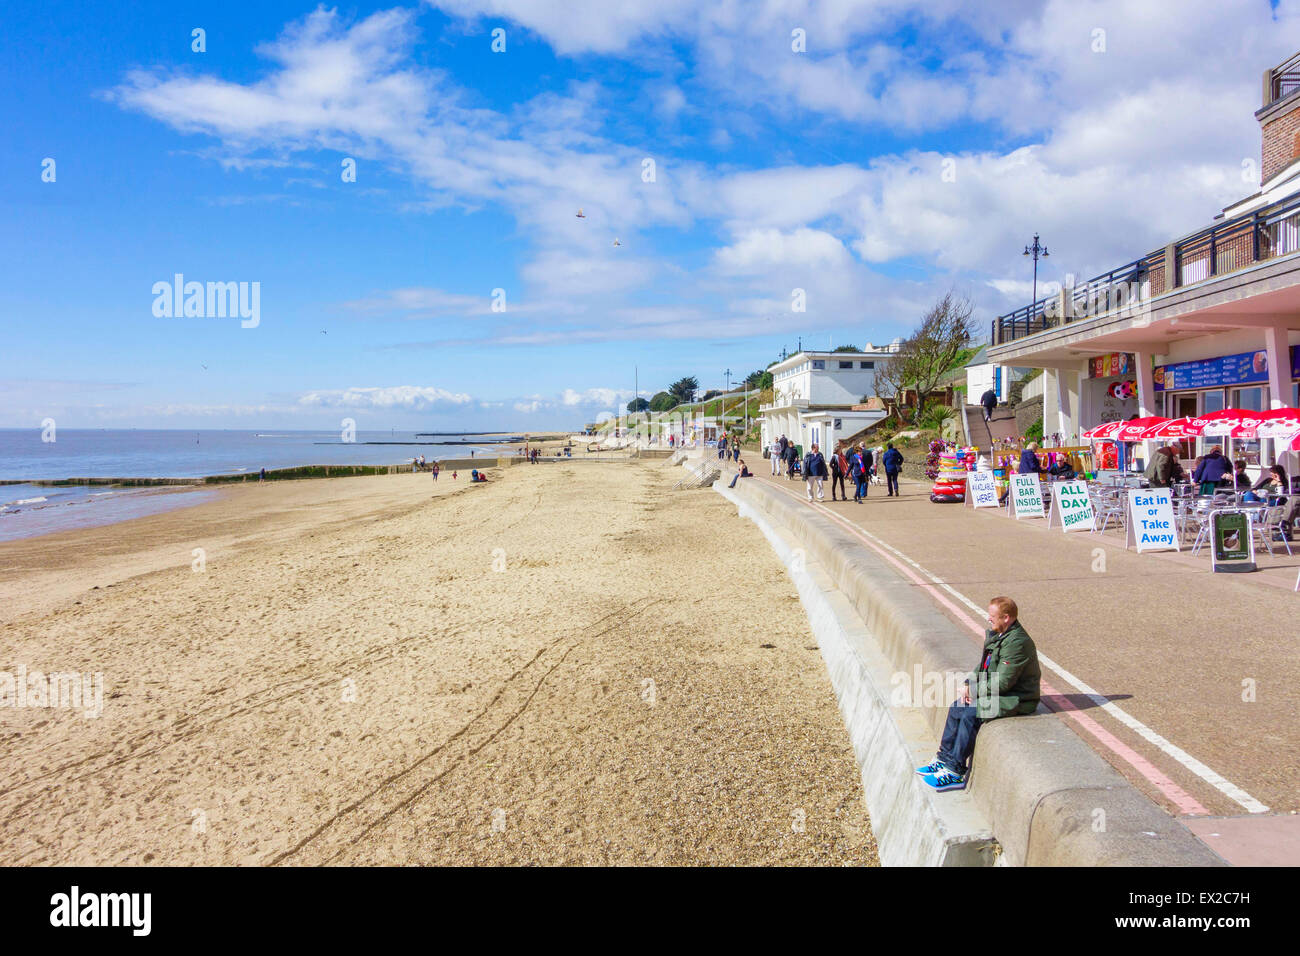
[987, 50, 1300, 474]
[759, 344, 897, 455]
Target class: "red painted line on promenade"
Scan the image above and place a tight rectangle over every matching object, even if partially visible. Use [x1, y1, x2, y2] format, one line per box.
[747, 473, 1211, 816]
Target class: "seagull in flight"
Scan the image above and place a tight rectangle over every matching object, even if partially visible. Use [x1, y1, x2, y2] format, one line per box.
[200, 364, 208, 370]
[612, 238, 621, 246]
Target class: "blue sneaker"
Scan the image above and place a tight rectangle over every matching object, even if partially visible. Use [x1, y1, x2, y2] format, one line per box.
[922, 768, 966, 792]
[914, 760, 947, 776]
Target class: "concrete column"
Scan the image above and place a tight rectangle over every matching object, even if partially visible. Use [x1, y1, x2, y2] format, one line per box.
[1055, 369, 1070, 439]
[1263, 323, 1290, 465]
[1264, 323, 1289, 409]
[1134, 350, 1155, 417]
[1164, 242, 1178, 291]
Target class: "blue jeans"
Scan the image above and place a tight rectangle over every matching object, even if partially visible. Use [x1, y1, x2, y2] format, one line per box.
[854, 475, 866, 499]
[937, 702, 983, 775]
[886, 471, 900, 495]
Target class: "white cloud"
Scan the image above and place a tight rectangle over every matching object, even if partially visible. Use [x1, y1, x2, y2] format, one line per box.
[298, 386, 474, 409]
[714, 227, 851, 275]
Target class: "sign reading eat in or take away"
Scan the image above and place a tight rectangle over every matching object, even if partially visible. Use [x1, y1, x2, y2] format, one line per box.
[1046, 480, 1095, 532]
[1126, 488, 1180, 552]
[967, 471, 998, 508]
[1010, 474, 1045, 519]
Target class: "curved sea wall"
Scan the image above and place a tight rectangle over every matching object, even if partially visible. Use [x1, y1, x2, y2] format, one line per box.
[708, 464, 1225, 867]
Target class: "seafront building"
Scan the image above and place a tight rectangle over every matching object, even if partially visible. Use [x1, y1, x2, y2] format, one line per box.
[988, 49, 1300, 474]
[758, 344, 897, 453]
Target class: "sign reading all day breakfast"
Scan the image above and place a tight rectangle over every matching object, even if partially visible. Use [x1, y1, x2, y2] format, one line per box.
[1046, 480, 1094, 532]
[1010, 474, 1045, 519]
[1126, 488, 1180, 552]
[967, 470, 999, 508]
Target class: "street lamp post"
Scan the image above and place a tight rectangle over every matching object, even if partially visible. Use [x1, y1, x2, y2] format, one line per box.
[1023, 233, 1049, 333]
[723, 368, 732, 441]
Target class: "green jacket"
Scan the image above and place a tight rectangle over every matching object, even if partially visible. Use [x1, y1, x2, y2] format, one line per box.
[969, 621, 1041, 719]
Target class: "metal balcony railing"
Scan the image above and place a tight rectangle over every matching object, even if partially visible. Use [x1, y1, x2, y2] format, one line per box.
[1268, 51, 1300, 107]
[992, 191, 1300, 346]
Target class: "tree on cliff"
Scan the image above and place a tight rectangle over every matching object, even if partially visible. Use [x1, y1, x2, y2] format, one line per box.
[649, 391, 678, 412]
[874, 292, 975, 424]
[668, 376, 699, 404]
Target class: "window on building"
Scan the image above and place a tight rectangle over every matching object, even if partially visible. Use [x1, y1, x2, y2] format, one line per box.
[1231, 386, 1265, 412]
[839, 361, 853, 369]
[812, 360, 825, 370]
[859, 361, 874, 369]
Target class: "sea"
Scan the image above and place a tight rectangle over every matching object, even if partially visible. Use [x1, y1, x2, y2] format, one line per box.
[0, 429, 517, 542]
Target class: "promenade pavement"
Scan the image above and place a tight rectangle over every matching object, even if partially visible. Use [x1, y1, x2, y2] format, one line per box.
[738, 458, 1300, 865]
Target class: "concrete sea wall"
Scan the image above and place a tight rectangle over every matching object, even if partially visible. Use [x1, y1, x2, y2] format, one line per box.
[702, 458, 1224, 866]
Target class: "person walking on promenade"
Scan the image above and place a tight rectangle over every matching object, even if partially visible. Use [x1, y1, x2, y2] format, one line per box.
[785, 439, 799, 479]
[915, 596, 1041, 792]
[803, 443, 827, 502]
[830, 443, 848, 501]
[980, 388, 997, 423]
[718, 435, 727, 460]
[770, 438, 781, 475]
[858, 444, 875, 497]
[882, 443, 903, 497]
[849, 445, 867, 502]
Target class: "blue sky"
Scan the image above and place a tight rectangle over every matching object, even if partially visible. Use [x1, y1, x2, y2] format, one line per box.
[2, 0, 1297, 429]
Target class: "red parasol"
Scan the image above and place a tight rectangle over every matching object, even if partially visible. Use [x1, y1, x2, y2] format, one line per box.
[1181, 408, 1270, 436]
[1082, 421, 1125, 440]
[1230, 407, 1300, 439]
[1139, 416, 1196, 439]
[1111, 416, 1170, 442]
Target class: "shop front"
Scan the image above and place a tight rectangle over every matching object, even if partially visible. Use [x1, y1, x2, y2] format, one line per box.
[1082, 352, 1140, 427]
[1154, 346, 1300, 466]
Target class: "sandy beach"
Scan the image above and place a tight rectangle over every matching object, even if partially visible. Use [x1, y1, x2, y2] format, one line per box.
[0, 457, 875, 865]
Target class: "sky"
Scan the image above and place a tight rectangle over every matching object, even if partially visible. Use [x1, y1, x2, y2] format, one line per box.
[2, 0, 1298, 430]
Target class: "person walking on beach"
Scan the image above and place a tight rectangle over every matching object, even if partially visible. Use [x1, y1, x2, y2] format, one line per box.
[915, 596, 1040, 792]
[259, 467, 267, 483]
[431, 461, 440, 481]
[829, 443, 848, 501]
[803, 444, 827, 502]
[882, 443, 903, 497]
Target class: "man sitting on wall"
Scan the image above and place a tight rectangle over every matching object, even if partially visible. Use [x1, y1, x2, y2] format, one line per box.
[915, 596, 1041, 792]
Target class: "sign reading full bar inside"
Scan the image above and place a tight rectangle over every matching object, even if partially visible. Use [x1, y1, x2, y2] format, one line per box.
[1011, 474, 1045, 519]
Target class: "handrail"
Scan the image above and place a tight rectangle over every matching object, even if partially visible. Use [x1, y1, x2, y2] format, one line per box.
[993, 191, 1300, 345]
